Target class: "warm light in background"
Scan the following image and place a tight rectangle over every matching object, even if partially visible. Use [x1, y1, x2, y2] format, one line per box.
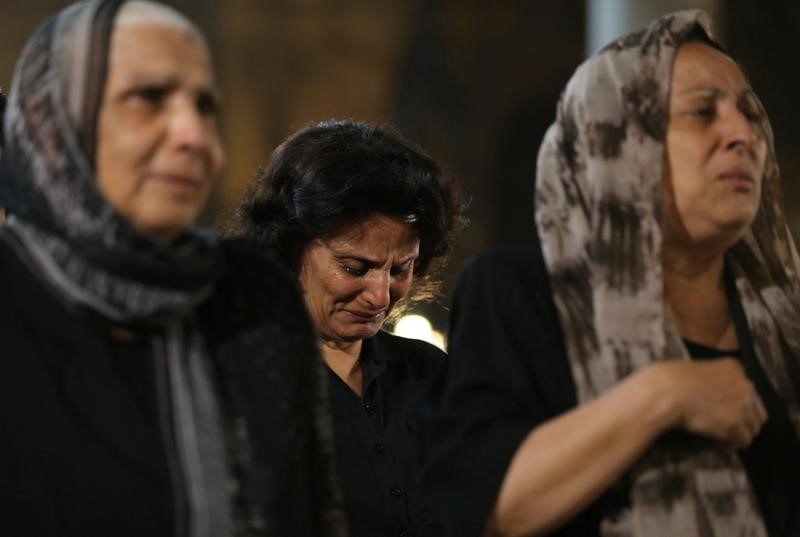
[392, 314, 445, 351]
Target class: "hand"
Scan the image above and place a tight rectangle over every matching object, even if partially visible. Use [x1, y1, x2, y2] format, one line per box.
[649, 358, 767, 449]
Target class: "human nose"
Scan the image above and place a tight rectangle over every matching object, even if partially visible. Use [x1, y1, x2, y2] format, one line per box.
[721, 104, 759, 151]
[168, 98, 215, 151]
[361, 271, 391, 310]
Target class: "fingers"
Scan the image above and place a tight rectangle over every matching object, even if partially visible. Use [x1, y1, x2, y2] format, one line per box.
[727, 389, 767, 450]
[753, 392, 768, 424]
[674, 357, 769, 449]
[728, 429, 752, 450]
[745, 391, 767, 439]
[710, 358, 766, 448]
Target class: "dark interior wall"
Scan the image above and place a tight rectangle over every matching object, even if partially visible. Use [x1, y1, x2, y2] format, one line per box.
[0, 2, 75, 88]
[392, 1, 585, 328]
[724, 1, 800, 235]
[395, 0, 585, 252]
[1, 1, 797, 332]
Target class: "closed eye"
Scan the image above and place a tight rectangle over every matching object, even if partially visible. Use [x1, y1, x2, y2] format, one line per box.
[688, 104, 715, 120]
[390, 260, 415, 277]
[342, 264, 368, 277]
[390, 267, 408, 277]
[737, 92, 763, 123]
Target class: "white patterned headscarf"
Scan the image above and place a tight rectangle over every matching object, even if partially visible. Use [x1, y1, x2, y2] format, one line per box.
[535, 10, 800, 536]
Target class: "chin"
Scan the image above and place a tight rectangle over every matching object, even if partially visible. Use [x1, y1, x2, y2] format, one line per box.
[338, 323, 383, 342]
[722, 210, 758, 235]
[691, 219, 753, 251]
[134, 203, 203, 240]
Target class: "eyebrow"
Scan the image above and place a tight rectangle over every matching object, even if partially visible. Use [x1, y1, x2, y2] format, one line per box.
[125, 72, 179, 87]
[337, 254, 418, 267]
[678, 86, 755, 100]
[122, 73, 221, 98]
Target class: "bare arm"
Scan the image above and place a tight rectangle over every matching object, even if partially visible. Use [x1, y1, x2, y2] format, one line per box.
[487, 358, 766, 537]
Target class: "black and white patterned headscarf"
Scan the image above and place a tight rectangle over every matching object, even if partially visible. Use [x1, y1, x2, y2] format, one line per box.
[1, 0, 222, 323]
[0, 2, 235, 536]
[536, 10, 800, 536]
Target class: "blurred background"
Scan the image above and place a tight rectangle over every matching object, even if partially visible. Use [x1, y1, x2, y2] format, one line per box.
[2, 0, 799, 343]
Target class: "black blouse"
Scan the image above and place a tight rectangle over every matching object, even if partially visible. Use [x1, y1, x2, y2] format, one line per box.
[0, 237, 344, 537]
[685, 337, 800, 535]
[328, 330, 447, 537]
[418, 245, 800, 537]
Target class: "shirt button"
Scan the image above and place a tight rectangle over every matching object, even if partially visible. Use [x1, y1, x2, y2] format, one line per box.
[390, 487, 403, 497]
[375, 443, 386, 454]
[363, 402, 376, 414]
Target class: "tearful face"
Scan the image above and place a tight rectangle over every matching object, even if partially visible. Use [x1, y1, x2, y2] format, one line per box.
[298, 214, 420, 344]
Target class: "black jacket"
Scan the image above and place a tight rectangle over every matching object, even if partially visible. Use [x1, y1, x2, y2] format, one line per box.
[0, 237, 343, 537]
[417, 245, 613, 537]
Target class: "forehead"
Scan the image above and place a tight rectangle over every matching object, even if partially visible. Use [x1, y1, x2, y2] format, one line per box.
[326, 215, 420, 252]
[671, 42, 747, 93]
[107, 23, 213, 83]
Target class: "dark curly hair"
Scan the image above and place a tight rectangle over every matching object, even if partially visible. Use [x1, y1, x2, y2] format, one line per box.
[224, 119, 466, 306]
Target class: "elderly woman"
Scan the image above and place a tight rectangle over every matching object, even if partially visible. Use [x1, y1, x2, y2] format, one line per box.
[228, 119, 464, 537]
[419, 10, 800, 537]
[0, 2, 344, 536]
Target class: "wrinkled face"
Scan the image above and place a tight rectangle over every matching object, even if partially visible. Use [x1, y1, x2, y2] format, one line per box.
[663, 42, 767, 250]
[96, 23, 224, 243]
[298, 214, 420, 344]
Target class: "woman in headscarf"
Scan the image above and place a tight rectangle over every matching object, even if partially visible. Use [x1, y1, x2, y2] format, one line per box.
[0, 2, 345, 536]
[419, 10, 800, 537]
[226, 119, 464, 537]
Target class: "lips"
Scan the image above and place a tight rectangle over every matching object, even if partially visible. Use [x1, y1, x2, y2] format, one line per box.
[718, 173, 754, 183]
[717, 166, 757, 188]
[343, 309, 385, 321]
[150, 172, 205, 193]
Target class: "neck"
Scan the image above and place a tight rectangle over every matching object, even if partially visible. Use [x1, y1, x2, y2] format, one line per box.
[663, 242, 725, 287]
[318, 337, 364, 396]
[663, 244, 736, 349]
